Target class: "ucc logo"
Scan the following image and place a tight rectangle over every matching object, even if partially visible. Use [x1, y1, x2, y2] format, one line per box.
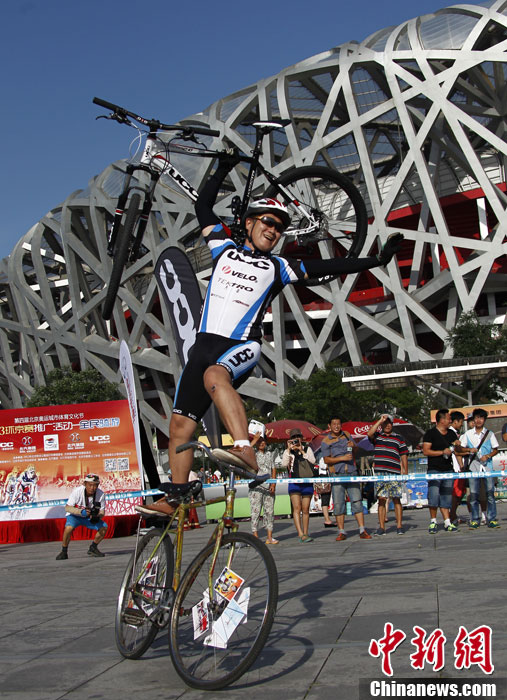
[227, 251, 270, 270]
[228, 348, 255, 367]
[89, 435, 110, 443]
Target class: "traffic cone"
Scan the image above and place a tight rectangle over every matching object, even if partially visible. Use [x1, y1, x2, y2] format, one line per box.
[187, 505, 200, 529]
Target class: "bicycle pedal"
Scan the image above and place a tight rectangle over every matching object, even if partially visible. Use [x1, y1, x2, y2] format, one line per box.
[122, 608, 146, 626]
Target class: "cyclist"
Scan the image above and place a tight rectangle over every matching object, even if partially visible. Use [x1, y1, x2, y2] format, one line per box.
[3, 467, 19, 505]
[14, 465, 38, 503]
[137, 159, 403, 518]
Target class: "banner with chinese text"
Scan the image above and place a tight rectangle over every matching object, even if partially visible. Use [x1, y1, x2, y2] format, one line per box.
[0, 400, 141, 521]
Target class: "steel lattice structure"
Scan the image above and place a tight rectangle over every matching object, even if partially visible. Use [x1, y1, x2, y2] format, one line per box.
[1, 0, 506, 445]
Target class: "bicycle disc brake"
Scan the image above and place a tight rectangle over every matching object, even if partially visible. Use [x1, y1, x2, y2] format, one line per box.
[288, 209, 328, 241]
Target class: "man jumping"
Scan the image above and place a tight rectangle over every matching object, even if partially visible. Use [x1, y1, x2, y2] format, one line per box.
[137, 159, 403, 517]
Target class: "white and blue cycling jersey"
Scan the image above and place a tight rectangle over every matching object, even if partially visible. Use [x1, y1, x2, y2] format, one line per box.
[199, 225, 307, 341]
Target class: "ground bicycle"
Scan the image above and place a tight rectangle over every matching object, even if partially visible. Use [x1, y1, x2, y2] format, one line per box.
[115, 441, 278, 690]
[93, 97, 368, 320]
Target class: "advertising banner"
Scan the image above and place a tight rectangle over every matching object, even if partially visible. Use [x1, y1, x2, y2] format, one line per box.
[0, 399, 141, 521]
[119, 340, 144, 489]
[155, 246, 222, 448]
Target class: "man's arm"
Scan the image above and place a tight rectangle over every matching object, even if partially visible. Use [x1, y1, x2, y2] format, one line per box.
[65, 489, 85, 516]
[195, 157, 239, 238]
[367, 415, 387, 440]
[480, 432, 499, 463]
[65, 504, 84, 516]
[401, 453, 408, 475]
[302, 233, 404, 281]
[322, 440, 352, 472]
[422, 441, 452, 458]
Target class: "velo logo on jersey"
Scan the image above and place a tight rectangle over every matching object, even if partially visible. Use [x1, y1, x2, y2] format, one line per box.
[221, 265, 258, 282]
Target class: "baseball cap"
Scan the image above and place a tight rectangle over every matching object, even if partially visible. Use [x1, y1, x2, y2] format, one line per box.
[84, 473, 100, 483]
[289, 428, 303, 438]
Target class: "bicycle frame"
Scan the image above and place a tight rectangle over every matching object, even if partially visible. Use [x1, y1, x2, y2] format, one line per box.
[129, 469, 240, 618]
[107, 119, 315, 262]
[107, 133, 208, 261]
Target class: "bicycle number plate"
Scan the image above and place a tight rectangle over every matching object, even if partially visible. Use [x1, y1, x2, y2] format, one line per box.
[197, 586, 251, 648]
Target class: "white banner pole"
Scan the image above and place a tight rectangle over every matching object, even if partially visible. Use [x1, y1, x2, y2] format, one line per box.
[119, 340, 145, 490]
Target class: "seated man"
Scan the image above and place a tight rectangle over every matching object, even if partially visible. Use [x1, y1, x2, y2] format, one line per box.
[138, 158, 403, 517]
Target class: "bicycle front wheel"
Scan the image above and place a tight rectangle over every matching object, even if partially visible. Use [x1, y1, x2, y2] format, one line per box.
[169, 531, 278, 690]
[115, 527, 174, 659]
[265, 165, 368, 257]
[103, 192, 142, 320]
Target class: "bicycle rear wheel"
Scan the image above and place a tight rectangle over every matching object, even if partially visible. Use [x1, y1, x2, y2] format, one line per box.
[115, 527, 174, 659]
[103, 192, 142, 320]
[265, 165, 367, 257]
[168, 531, 278, 690]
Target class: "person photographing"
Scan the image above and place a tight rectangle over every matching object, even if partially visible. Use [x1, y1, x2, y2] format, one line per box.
[56, 473, 108, 559]
[282, 428, 317, 543]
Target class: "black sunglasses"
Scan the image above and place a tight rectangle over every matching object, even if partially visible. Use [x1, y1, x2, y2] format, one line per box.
[254, 216, 286, 234]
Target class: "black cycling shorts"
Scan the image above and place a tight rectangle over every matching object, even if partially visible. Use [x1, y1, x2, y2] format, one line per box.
[172, 333, 261, 422]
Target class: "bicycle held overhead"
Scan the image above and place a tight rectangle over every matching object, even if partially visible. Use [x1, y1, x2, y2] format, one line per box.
[93, 96, 370, 319]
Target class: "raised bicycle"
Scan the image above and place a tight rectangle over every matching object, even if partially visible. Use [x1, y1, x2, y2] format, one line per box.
[93, 97, 368, 320]
[115, 441, 278, 690]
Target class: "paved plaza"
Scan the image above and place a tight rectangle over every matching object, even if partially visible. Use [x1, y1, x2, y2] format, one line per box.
[1, 505, 506, 700]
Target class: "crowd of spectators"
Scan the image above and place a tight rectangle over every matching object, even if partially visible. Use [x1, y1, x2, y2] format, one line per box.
[231, 407, 506, 544]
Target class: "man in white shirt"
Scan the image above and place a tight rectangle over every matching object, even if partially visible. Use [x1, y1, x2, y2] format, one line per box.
[459, 408, 499, 529]
[55, 473, 108, 559]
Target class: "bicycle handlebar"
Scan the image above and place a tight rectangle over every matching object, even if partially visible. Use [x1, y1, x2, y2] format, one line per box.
[92, 97, 220, 137]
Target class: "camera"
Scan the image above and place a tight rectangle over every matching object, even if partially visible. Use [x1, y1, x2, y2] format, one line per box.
[289, 438, 302, 449]
[89, 502, 101, 524]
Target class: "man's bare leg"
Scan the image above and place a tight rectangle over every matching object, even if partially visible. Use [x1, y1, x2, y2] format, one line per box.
[203, 365, 249, 440]
[169, 413, 199, 483]
[203, 365, 258, 472]
[135, 414, 197, 518]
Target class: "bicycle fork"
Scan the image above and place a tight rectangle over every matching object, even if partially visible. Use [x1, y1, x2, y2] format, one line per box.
[108, 162, 158, 260]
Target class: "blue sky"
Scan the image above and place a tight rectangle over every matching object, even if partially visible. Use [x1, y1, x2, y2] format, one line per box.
[1, 0, 458, 259]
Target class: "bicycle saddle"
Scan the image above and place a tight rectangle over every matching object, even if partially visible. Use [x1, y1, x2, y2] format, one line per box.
[158, 480, 203, 500]
[241, 119, 291, 133]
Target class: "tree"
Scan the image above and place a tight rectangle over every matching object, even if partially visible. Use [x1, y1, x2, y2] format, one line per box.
[273, 364, 428, 428]
[446, 311, 507, 403]
[446, 311, 507, 358]
[27, 366, 122, 407]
